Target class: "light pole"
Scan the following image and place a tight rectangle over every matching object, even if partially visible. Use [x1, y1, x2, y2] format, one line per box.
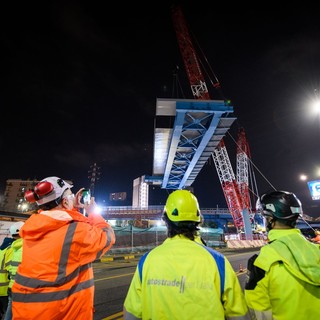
[131, 224, 134, 253]
[88, 162, 101, 196]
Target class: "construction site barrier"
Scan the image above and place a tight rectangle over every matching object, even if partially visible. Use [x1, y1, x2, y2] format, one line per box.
[226, 239, 266, 249]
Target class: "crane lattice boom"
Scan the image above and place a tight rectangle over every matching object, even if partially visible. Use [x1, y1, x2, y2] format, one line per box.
[236, 127, 251, 211]
[212, 140, 245, 229]
[171, 5, 210, 100]
[171, 4, 251, 234]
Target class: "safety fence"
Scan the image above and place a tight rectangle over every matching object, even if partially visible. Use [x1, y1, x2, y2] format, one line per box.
[109, 226, 225, 254]
[226, 239, 266, 249]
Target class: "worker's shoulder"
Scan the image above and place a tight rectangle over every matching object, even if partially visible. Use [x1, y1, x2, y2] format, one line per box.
[147, 240, 224, 260]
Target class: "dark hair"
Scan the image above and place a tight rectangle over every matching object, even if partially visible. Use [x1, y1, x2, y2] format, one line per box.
[38, 200, 59, 211]
[162, 213, 200, 241]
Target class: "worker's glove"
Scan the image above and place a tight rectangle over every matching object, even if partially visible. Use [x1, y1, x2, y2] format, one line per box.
[245, 254, 265, 290]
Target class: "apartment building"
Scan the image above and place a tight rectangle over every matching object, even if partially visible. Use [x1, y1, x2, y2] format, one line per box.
[0, 179, 39, 213]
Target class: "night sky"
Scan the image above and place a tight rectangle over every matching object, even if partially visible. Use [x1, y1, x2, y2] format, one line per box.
[2, 2, 320, 217]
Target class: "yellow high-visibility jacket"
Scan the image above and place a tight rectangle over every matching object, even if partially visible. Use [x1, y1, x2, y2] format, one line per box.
[124, 235, 250, 320]
[12, 208, 115, 320]
[5, 238, 23, 290]
[245, 228, 320, 319]
[0, 247, 11, 296]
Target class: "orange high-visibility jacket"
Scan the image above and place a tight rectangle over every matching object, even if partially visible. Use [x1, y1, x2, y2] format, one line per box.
[11, 209, 115, 320]
[312, 234, 320, 243]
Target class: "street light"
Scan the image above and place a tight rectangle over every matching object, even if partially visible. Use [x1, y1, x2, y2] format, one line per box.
[300, 174, 308, 181]
[310, 89, 320, 115]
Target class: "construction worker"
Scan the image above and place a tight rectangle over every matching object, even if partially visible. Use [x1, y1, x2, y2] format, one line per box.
[0, 236, 14, 319]
[123, 189, 250, 320]
[311, 229, 320, 244]
[11, 176, 116, 320]
[3, 221, 24, 320]
[245, 190, 320, 319]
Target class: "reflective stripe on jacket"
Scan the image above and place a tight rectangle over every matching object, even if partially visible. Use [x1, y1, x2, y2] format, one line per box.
[12, 208, 115, 320]
[138, 242, 226, 300]
[5, 238, 23, 290]
[124, 235, 249, 320]
[245, 228, 320, 319]
[0, 247, 11, 296]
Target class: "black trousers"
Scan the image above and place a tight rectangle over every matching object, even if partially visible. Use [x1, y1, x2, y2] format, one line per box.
[0, 296, 8, 319]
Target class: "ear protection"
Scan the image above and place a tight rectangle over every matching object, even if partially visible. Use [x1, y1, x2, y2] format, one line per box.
[24, 181, 54, 203]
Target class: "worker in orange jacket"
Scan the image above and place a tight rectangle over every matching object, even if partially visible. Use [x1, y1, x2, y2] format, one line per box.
[311, 230, 320, 244]
[11, 176, 116, 320]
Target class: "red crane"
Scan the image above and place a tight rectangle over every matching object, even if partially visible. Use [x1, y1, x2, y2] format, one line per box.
[236, 127, 251, 211]
[171, 5, 252, 235]
[171, 5, 222, 100]
[212, 139, 246, 231]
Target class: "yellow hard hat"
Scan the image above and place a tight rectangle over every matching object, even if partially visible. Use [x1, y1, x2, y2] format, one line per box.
[164, 190, 201, 222]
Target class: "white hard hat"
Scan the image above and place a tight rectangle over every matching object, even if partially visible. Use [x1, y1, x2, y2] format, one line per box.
[24, 176, 73, 206]
[10, 221, 25, 236]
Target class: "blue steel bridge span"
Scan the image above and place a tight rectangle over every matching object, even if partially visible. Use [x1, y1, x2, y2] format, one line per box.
[0, 209, 315, 233]
[0, 207, 235, 231]
[101, 206, 234, 230]
[101, 205, 231, 220]
[100, 207, 320, 234]
[148, 99, 236, 190]
[0, 207, 233, 222]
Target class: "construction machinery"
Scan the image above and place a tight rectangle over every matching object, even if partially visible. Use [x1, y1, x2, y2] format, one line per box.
[171, 5, 256, 238]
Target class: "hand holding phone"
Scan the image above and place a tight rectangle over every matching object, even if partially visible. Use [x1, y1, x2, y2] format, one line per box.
[74, 188, 91, 209]
[80, 189, 91, 205]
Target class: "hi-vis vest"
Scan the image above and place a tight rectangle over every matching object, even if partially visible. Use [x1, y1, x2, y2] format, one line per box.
[0, 247, 10, 296]
[5, 238, 23, 290]
[138, 242, 225, 299]
[12, 208, 115, 320]
[124, 236, 249, 320]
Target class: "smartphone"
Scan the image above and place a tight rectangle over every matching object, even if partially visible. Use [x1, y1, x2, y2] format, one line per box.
[80, 189, 91, 205]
